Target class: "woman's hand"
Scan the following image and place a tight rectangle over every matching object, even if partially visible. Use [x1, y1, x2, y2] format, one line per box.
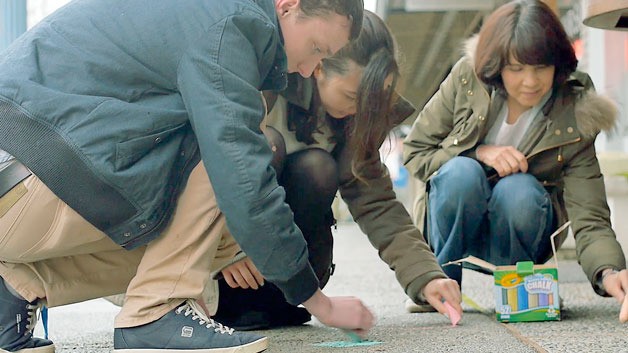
[422, 278, 463, 319]
[601, 269, 628, 322]
[220, 257, 264, 289]
[476, 144, 528, 177]
[302, 289, 374, 338]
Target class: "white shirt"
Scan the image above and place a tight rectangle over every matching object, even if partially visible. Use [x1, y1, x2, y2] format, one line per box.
[483, 92, 551, 148]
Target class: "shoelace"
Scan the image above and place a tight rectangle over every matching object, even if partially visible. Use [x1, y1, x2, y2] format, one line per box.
[24, 302, 42, 335]
[176, 300, 234, 335]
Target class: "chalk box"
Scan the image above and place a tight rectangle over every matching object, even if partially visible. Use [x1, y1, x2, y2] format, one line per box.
[446, 256, 560, 323]
[493, 261, 560, 322]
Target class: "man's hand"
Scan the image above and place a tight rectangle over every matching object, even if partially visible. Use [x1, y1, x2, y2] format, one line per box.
[422, 278, 463, 319]
[601, 268, 628, 322]
[221, 257, 264, 289]
[302, 289, 374, 338]
[476, 144, 528, 177]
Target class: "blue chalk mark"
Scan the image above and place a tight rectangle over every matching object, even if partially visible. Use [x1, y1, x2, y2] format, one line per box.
[343, 330, 363, 343]
[313, 341, 384, 348]
[313, 329, 384, 348]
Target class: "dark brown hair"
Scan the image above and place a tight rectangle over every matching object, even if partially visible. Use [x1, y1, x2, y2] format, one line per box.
[475, 0, 578, 90]
[299, 0, 364, 40]
[320, 10, 399, 181]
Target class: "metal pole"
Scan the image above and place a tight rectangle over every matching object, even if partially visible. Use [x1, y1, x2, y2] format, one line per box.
[0, 0, 27, 51]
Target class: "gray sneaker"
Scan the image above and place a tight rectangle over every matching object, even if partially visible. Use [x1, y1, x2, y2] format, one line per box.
[0, 277, 54, 353]
[113, 299, 268, 353]
[405, 298, 437, 313]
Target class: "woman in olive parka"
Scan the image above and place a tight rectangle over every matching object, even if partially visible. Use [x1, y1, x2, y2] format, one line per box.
[403, 0, 628, 322]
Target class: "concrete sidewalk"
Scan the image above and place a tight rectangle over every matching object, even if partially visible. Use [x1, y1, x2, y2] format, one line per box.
[36, 220, 628, 353]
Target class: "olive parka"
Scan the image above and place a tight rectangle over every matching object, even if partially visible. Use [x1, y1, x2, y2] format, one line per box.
[402, 38, 626, 296]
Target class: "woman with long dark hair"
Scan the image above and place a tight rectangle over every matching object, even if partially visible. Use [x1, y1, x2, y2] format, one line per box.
[213, 10, 462, 330]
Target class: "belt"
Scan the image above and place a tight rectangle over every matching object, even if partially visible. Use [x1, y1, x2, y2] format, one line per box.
[0, 159, 32, 198]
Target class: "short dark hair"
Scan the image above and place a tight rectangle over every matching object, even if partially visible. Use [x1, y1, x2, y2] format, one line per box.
[475, 0, 578, 90]
[299, 0, 364, 40]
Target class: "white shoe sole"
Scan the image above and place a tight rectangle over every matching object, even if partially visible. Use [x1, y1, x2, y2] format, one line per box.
[1, 344, 56, 353]
[405, 298, 436, 313]
[113, 336, 268, 353]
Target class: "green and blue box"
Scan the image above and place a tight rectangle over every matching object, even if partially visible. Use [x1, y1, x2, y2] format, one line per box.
[445, 256, 561, 323]
[444, 222, 568, 323]
[493, 261, 560, 322]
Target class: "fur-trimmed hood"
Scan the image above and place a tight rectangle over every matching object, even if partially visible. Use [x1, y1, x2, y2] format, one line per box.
[575, 92, 618, 138]
[461, 35, 618, 138]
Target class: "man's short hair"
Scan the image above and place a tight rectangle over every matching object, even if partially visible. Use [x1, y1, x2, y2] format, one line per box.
[299, 0, 364, 40]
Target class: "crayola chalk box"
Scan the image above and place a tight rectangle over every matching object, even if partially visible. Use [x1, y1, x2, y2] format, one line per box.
[493, 261, 560, 322]
[444, 256, 560, 323]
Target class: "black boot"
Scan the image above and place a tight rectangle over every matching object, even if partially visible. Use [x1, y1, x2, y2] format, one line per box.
[0, 276, 54, 353]
[213, 279, 311, 331]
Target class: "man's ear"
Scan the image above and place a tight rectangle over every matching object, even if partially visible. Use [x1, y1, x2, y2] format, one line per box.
[275, 0, 300, 17]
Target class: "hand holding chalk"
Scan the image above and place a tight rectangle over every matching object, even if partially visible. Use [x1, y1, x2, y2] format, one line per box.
[444, 301, 461, 326]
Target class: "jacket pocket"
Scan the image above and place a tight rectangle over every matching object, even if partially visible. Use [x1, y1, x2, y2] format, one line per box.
[440, 110, 478, 148]
[115, 123, 187, 171]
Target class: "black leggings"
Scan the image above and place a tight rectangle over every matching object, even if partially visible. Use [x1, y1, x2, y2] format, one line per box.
[268, 128, 338, 285]
[214, 127, 338, 320]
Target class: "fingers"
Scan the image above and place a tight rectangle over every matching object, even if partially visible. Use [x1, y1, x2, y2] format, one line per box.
[222, 268, 251, 289]
[620, 294, 628, 323]
[238, 260, 262, 289]
[222, 271, 240, 289]
[619, 270, 628, 296]
[519, 156, 529, 173]
[443, 288, 463, 314]
[495, 147, 527, 176]
[477, 145, 526, 176]
[245, 259, 265, 287]
[221, 258, 265, 289]
[332, 296, 375, 332]
[424, 278, 463, 318]
[602, 269, 628, 323]
[616, 270, 628, 323]
[304, 292, 374, 333]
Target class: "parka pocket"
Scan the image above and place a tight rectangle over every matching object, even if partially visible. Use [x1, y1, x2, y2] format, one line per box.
[440, 110, 479, 149]
[115, 123, 187, 171]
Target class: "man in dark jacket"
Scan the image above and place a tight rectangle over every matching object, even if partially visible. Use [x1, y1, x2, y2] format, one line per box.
[0, 0, 371, 352]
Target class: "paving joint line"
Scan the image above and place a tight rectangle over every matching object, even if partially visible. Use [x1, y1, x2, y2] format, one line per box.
[500, 323, 549, 353]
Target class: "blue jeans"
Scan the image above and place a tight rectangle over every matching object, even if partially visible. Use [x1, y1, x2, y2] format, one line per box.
[428, 157, 555, 285]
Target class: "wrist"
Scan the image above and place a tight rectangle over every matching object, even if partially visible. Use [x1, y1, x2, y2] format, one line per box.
[302, 289, 331, 317]
[602, 268, 620, 281]
[596, 267, 620, 293]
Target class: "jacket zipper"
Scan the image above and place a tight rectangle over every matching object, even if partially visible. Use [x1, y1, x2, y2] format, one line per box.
[525, 137, 581, 161]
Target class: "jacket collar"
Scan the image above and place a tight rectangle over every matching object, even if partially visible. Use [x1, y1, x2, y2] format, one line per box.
[257, 0, 288, 91]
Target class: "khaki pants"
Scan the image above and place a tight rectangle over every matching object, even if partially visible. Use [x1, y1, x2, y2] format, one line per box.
[0, 163, 239, 327]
